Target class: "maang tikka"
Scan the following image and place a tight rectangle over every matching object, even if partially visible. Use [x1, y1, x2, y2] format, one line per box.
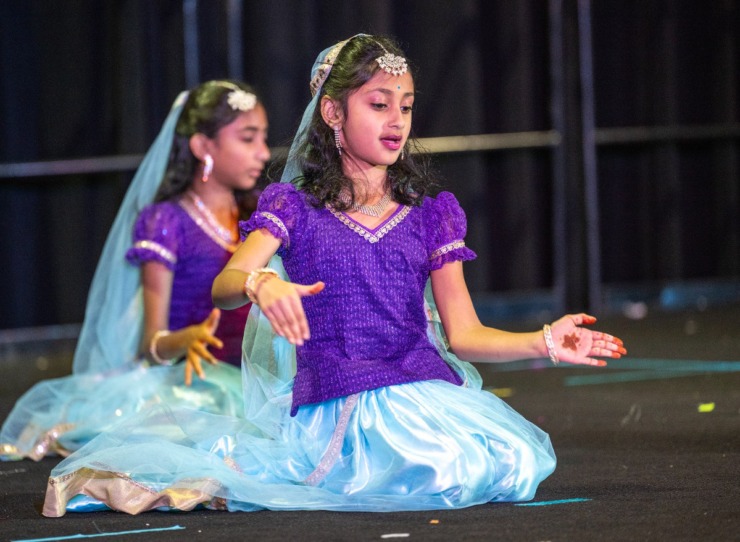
[376, 46, 408, 77]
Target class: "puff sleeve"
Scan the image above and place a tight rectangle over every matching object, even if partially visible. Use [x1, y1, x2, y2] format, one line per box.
[423, 191, 477, 271]
[125, 203, 181, 270]
[239, 183, 306, 258]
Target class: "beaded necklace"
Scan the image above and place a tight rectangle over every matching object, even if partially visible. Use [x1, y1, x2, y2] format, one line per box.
[338, 191, 392, 217]
[180, 192, 239, 252]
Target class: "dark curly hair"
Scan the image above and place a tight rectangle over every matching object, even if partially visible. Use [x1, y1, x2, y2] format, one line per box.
[154, 80, 263, 219]
[292, 35, 438, 210]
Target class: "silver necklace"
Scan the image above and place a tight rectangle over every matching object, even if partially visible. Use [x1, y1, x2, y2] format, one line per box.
[338, 191, 392, 217]
[185, 192, 238, 243]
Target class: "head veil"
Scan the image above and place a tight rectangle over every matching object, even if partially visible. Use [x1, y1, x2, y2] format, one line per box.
[71, 92, 189, 374]
[240, 36, 480, 432]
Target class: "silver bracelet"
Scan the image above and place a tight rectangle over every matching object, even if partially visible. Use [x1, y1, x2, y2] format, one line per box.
[149, 329, 174, 366]
[542, 324, 559, 366]
[244, 267, 279, 304]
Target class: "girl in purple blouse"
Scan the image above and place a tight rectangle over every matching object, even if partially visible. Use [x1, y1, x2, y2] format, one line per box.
[43, 36, 625, 515]
[1, 81, 269, 461]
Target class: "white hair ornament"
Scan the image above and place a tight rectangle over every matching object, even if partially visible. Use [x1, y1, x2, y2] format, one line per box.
[226, 89, 257, 112]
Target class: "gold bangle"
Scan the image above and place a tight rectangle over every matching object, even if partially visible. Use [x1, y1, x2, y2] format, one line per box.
[244, 267, 279, 304]
[149, 329, 174, 365]
[543, 324, 559, 366]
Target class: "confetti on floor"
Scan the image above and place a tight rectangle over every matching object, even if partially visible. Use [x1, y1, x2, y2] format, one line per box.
[697, 402, 715, 413]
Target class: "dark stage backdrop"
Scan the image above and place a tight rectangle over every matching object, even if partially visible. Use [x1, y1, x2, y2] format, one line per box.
[0, 0, 738, 329]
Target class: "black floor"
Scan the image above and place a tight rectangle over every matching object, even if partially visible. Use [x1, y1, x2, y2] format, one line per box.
[1, 305, 739, 541]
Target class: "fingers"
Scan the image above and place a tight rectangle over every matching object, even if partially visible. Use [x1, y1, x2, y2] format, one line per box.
[297, 281, 325, 297]
[592, 339, 627, 356]
[582, 357, 608, 367]
[184, 351, 206, 387]
[204, 308, 221, 332]
[200, 334, 224, 350]
[264, 297, 310, 345]
[184, 360, 193, 387]
[190, 341, 219, 365]
[567, 313, 597, 326]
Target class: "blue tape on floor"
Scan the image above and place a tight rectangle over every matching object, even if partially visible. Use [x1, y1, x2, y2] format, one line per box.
[564, 358, 740, 386]
[515, 498, 591, 507]
[13, 525, 186, 542]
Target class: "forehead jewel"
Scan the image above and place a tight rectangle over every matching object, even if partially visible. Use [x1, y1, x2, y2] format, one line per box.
[375, 45, 408, 77]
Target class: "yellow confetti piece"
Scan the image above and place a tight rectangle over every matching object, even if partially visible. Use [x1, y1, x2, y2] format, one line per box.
[492, 387, 514, 398]
[698, 402, 715, 413]
[429, 519, 440, 524]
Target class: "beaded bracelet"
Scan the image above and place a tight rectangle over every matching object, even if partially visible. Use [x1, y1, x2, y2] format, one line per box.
[542, 324, 559, 366]
[244, 267, 279, 304]
[149, 329, 174, 366]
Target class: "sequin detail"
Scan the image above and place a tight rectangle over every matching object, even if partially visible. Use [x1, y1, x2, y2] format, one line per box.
[304, 393, 360, 486]
[326, 205, 411, 244]
[429, 240, 467, 260]
[180, 198, 238, 253]
[259, 212, 290, 248]
[133, 240, 177, 264]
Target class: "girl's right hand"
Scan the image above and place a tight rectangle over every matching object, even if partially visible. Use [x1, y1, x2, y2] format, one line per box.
[183, 308, 223, 386]
[255, 276, 324, 345]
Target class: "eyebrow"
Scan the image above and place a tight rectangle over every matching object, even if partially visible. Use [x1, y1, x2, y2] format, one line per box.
[368, 88, 415, 98]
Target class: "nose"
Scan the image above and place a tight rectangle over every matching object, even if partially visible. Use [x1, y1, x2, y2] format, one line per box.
[388, 105, 405, 129]
[257, 137, 270, 162]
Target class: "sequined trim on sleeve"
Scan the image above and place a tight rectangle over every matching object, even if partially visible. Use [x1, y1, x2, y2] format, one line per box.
[260, 212, 290, 248]
[429, 240, 466, 261]
[133, 240, 177, 264]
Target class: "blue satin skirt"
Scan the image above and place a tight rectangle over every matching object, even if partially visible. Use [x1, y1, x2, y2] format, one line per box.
[44, 379, 555, 515]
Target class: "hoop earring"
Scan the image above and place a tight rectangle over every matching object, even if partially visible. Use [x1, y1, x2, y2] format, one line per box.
[202, 154, 214, 182]
[333, 127, 342, 156]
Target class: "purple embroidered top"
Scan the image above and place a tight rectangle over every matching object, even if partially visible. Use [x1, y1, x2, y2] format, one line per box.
[242, 183, 477, 415]
[125, 200, 250, 366]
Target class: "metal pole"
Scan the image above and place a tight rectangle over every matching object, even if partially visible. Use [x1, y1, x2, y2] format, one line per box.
[577, 0, 603, 313]
[548, 0, 568, 316]
[183, 0, 200, 87]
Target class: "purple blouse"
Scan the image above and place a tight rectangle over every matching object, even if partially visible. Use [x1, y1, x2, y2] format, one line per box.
[125, 200, 249, 366]
[242, 183, 477, 415]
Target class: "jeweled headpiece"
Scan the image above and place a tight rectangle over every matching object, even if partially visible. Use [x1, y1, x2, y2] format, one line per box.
[376, 47, 408, 77]
[214, 81, 257, 112]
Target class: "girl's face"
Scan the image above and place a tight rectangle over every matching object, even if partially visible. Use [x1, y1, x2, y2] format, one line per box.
[207, 103, 270, 191]
[339, 69, 414, 177]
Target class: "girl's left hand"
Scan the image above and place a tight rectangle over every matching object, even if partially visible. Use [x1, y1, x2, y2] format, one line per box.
[548, 313, 626, 367]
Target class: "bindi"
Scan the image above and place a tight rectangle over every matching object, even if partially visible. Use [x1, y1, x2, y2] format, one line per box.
[562, 333, 580, 352]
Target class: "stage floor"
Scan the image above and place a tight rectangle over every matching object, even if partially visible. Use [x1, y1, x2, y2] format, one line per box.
[2, 304, 739, 541]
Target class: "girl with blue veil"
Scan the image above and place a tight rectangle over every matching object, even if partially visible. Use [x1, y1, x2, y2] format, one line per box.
[43, 35, 625, 515]
[1, 80, 270, 461]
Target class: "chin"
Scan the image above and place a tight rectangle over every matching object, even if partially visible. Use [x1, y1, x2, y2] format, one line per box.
[238, 178, 259, 191]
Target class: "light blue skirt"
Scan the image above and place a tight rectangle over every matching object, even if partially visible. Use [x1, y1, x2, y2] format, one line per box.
[1, 362, 243, 461]
[44, 378, 555, 515]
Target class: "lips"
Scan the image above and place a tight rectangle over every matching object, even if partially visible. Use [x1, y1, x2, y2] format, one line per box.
[381, 135, 402, 151]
